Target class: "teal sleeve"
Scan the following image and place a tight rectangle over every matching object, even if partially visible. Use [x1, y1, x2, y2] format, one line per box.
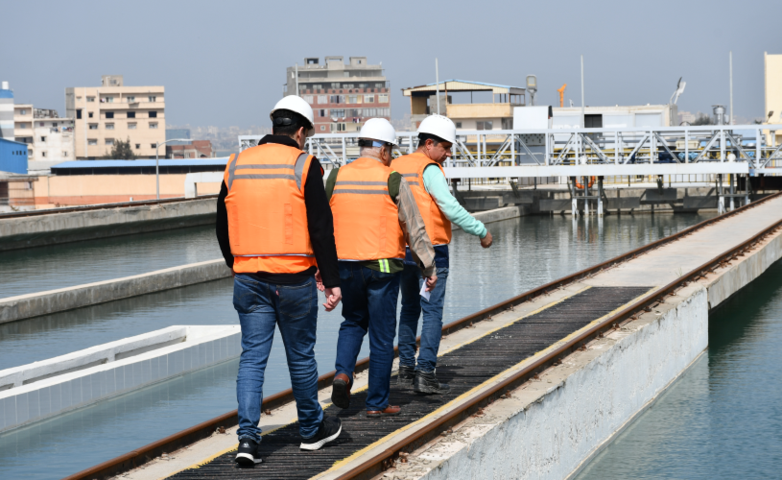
[422, 164, 487, 238]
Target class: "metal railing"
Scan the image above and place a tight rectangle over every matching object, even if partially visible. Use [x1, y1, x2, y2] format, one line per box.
[239, 125, 782, 175]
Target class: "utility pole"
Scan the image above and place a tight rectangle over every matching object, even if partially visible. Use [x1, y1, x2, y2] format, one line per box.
[729, 51, 734, 125]
[580, 55, 585, 128]
[435, 58, 441, 115]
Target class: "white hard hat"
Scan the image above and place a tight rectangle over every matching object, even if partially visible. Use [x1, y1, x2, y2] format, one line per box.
[270, 95, 315, 137]
[359, 118, 398, 146]
[417, 114, 456, 144]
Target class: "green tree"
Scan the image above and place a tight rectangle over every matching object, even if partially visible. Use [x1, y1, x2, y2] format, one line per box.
[104, 137, 136, 159]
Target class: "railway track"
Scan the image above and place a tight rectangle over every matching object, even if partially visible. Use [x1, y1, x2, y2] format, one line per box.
[63, 191, 782, 480]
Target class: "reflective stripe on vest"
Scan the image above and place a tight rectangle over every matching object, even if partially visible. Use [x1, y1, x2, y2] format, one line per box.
[391, 152, 452, 245]
[223, 143, 317, 274]
[329, 157, 406, 261]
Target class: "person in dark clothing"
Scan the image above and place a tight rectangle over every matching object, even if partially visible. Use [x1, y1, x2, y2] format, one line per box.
[216, 95, 342, 466]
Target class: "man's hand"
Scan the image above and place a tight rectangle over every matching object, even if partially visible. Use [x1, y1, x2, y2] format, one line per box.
[480, 231, 493, 248]
[323, 287, 342, 312]
[425, 273, 438, 292]
[314, 269, 325, 292]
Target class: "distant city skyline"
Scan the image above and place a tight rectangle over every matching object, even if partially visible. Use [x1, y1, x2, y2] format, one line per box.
[2, 0, 781, 128]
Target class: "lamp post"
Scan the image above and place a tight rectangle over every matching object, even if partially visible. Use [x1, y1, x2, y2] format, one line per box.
[155, 138, 192, 201]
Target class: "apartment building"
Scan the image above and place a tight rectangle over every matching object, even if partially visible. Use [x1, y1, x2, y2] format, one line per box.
[0, 81, 13, 140]
[765, 52, 782, 145]
[65, 75, 165, 159]
[166, 140, 215, 159]
[285, 56, 390, 134]
[13, 106, 75, 161]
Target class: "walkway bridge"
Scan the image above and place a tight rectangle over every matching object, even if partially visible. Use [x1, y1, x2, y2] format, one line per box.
[70, 191, 782, 480]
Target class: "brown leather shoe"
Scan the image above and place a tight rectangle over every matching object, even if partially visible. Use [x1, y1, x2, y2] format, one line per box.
[366, 405, 401, 417]
[331, 373, 352, 409]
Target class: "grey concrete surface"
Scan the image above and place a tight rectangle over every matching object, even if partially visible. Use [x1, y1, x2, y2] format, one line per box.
[0, 198, 217, 251]
[0, 259, 230, 324]
[453, 205, 528, 231]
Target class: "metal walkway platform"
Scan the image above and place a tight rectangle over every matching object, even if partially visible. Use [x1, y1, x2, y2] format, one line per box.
[169, 286, 650, 479]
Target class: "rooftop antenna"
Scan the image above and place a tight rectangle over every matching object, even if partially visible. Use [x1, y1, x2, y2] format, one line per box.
[669, 77, 686, 105]
[435, 58, 441, 115]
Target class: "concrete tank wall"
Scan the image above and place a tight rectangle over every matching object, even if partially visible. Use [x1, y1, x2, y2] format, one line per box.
[0, 197, 216, 251]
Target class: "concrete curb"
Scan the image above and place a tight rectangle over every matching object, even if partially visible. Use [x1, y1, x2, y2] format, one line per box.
[0, 259, 231, 324]
[0, 198, 217, 251]
[453, 206, 525, 231]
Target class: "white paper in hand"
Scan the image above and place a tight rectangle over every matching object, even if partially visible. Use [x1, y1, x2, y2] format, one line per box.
[420, 281, 431, 302]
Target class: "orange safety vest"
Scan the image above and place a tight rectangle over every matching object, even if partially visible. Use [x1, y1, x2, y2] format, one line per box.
[392, 152, 452, 245]
[222, 143, 318, 274]
[329, 157, 405, 261]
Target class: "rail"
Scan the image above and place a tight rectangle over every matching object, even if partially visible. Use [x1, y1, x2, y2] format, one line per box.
[63, 190, 782, 480]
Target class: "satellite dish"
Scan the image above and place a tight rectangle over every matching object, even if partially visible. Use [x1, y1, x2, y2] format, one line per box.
[669, 77, 686, 105]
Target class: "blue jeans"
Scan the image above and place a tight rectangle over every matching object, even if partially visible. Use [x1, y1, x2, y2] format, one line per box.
[233, 274, 323, 442]
[398, 265, 449, 373]
[334, 262, 400, 411]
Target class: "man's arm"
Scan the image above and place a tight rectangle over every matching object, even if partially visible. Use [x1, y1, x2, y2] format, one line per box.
[422, 165, 487, 238]
[215, 181, 234, 269]
[393, 175, 436, 277]
[304, 159, 340, 289]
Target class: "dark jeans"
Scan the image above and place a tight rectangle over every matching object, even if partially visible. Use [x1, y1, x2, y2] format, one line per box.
[233, 274, 323, 442]
[398, 265, 449, 372]
[334, 261, 400, 411]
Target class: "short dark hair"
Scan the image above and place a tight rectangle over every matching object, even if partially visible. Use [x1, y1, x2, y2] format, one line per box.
[272, 109, 310, 137]
[418, 133, 445, 146]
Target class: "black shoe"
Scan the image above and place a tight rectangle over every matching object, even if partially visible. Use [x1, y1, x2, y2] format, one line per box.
[414, 369, 451, 395]
[235, 437, 262, 466]
[300, 416, 342, 451]
[397, 365, 415, 388]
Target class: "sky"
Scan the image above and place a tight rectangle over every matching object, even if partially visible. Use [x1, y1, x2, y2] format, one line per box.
[2, 0, 781, 128]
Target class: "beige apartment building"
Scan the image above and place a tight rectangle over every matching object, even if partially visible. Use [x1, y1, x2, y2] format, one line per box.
[65, 75, 165, 159]
[765, 52, 782, 145]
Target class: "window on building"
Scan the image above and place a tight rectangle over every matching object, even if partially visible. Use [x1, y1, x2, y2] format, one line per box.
[364, 95, 375, 103]
[331, 123, 346, 132]
[39, 122, 45, 127]
[148, 96, 157, 102]
[135, 144, 140, 149]
[40, 136, 46, 142]
[319, 109, 328, 117]
[331, 109, 345, 118]
[20, 109, 27, 115]
[87, 97, 95, 102]
[76, 109, 82, 119]
[89, 124, 98, 130]
[303, 95, 314, 104]
[128, 123, 137, 130]
[41, 151, 47, 158]
[149, 111, 157, 118]
[127, 111, 136, 119]
[151, 143, 157, 148]
[455, 122, 462, 128]
[106, 138, 114, 146]
[330, 95, 345, 104]
[348, 95, 361, 104]
[476, 120, 493, 130]
[63, 151, 68, 157]
[126, 96, 135, 103]
[88, 139, 97, 145]
[320, 125, 326, 131]
[105, 97, 114, 103]
[106, 112, 114, 119]
[88, 112, 94, 118]
[379, 94, 389, 103]
[149, 122, 158, 129]
[317, 95, 327, 104]
[106, 123, 115, 130]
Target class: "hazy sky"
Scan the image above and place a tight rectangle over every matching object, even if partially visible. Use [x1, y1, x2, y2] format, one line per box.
[2, 0, 781, 128]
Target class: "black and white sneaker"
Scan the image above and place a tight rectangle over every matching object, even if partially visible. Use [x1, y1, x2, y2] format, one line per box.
[235, 437, 262, 466]
[300, 416, 342, 451]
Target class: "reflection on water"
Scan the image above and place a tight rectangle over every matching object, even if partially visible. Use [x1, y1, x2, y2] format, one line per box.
[0, 212, 716, 479]
[576, 260, 782, 480]
[0, 224, 220, 298]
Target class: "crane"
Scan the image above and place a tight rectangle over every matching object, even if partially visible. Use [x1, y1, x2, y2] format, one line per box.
[557, 84, 567, 108]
